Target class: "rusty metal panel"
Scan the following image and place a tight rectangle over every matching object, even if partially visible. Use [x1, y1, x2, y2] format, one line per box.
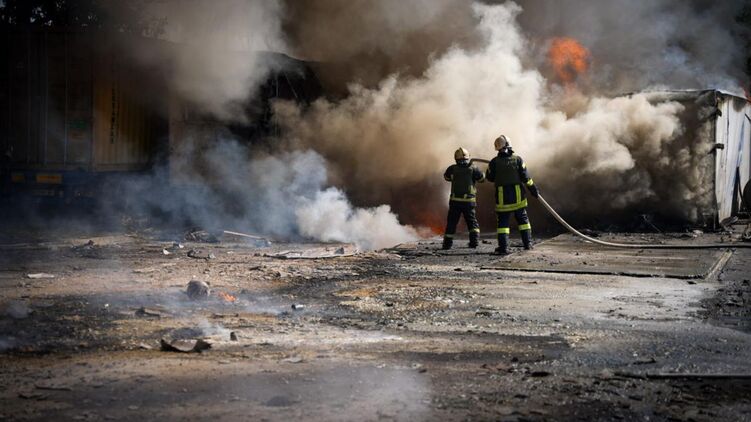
[1, 29, 157, 174]
[64, 33, 93, 166]
[92, 54, 156, 171]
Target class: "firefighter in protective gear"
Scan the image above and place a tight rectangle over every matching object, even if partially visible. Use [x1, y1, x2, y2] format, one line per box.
[443, 147, 485, 250]
[485, 135, 539, 255]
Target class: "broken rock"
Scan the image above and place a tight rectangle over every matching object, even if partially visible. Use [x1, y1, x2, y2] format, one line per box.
[186, 280, 211, 300]
[160, 338, 212, 353]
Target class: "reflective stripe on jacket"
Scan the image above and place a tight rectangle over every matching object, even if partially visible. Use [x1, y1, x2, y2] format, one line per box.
[485, 152, 535, 212]
[444, 162, 485, 203]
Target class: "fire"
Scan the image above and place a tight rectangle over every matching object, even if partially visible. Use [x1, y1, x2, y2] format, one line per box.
[217, 291, 237, 303]
[415, 210, 445, 236]
[548, 37, 590, 84]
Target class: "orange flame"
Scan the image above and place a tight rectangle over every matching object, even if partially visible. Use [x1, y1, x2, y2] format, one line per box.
[415, 210, 445, 236]
[217, 291, 237, 303]
[548, 37, 590, 84]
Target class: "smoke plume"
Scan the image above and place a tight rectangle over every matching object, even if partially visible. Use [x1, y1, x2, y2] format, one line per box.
[124, 0, 287, 121]
[111, 140, 417, 250]
[275, 1, 748, 225]
[104, 0, 749, 245]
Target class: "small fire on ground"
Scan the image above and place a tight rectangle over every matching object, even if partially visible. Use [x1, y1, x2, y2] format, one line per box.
[217, 291, 237, 303]
[415, 211, 445, 236]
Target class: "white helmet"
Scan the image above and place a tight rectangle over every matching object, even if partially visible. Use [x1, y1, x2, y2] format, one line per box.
[454, 147, 470, 161]
[494, 135, 511, 151]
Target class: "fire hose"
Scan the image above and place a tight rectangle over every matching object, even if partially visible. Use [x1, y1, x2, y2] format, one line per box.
[470, 158, 751, 249]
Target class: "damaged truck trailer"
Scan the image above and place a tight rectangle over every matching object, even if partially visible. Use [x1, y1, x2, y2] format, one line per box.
[0, 29, 168, 204]
[636, 90, 750, 226]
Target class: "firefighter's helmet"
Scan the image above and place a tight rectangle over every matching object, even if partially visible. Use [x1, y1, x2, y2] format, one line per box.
[454, 147, 470, 161]
[494, 135, 511, 151]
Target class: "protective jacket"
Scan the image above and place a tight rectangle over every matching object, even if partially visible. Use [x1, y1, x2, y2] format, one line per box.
[485, 150, 536, 212]
[444, 161, 485, 204]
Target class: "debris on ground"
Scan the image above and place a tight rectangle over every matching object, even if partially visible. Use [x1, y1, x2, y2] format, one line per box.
[26, 273, 55, 279]
[291, 304, 305, 310]
[134, 307, 163, 318]
[230, 332, 238, 341]
[72, 240, 95, 251]
[187, 249, 215, 260]
[163, 242, 184, 255]
[159, 338, 212, 353]
[184, 228, 219, 243]
[186, 280, 211, 300]
[222, 230, 272, 247]
[268, 244, 359, 259]
[35, 382, 72, 391]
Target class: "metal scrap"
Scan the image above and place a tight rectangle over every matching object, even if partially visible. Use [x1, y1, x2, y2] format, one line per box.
[222, 230, 271, 247]
[267, 244, 359, 260]
[26, 273, 55, 279]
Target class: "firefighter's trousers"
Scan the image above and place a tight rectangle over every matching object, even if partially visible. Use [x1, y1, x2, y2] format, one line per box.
[496, 207, 532, 252]
[443, 201, 480, 248]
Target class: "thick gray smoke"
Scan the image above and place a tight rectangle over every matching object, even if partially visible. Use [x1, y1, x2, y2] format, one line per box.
[124, 0, 287, 121]
[113, 139, 417, 250]
[516, 0, 747, 95]
[276, 1, 747, 224]
[108, 0, 748, 245]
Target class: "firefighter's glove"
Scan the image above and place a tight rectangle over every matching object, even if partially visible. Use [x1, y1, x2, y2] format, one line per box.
[528, 185, 540, 198]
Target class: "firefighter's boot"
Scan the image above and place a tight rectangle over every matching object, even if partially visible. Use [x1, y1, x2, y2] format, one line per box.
[494, 234, 509, 255]
[468, 231, 479, 249]
[521, 230, 533, 250]
[442, 237, 453, 250]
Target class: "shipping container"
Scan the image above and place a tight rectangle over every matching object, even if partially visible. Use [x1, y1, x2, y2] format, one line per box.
[0, 29, 167, 201]
[642, 90, 750, 225]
